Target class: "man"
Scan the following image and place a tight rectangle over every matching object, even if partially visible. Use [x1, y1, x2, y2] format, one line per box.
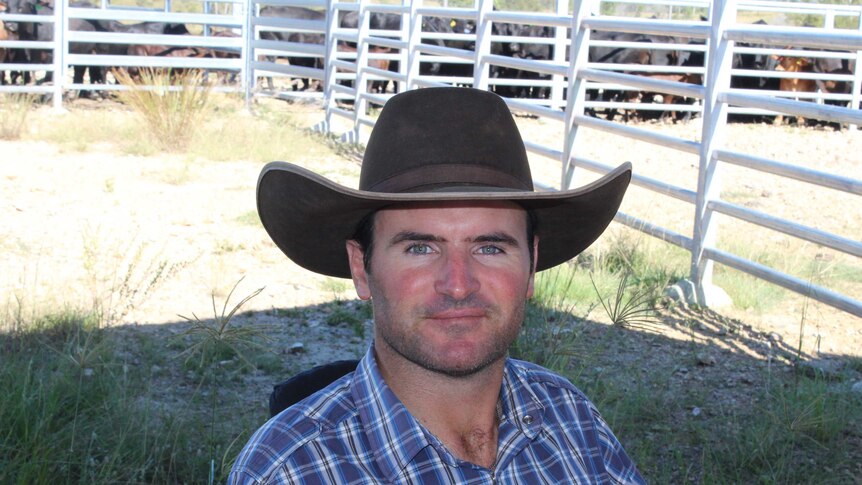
[230, 87, 644, 484]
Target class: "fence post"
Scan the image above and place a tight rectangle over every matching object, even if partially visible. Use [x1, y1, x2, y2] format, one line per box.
[320, 0, 336, 134]
[351, 0, 370, 142]
[691, 0, 734, 307]
[852, 10, 862, 130]
[561, 0, 592, 189]
[473, 0, 492, 91]
[550, 0, 567, 111]
[322, 0, 341, 133]
[398, 0, 410, 93]
[242, 0, 254, 110]
[52, 0, 65, 109]
[407, 0, 421, 92]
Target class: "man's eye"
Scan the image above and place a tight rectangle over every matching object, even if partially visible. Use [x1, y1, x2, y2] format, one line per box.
[478, 246, 503, 255]
[406, 244, 432, 255]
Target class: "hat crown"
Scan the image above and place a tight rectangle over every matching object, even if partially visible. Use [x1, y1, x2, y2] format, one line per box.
[359, 88, 534, 193]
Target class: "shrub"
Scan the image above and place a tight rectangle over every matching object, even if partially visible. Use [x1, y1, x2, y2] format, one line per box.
[113, 68, 211, 152]
[0, 93, 34, 140]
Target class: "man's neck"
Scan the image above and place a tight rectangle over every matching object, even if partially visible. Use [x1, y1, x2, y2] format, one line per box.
[374, 347, 505, 469]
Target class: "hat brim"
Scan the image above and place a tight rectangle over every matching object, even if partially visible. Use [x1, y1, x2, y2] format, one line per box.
[257, 161, 632, 278]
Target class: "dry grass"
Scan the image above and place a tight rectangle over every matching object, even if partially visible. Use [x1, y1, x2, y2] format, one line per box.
[0, 94, 34, 140]
[113, 68, 211, 152]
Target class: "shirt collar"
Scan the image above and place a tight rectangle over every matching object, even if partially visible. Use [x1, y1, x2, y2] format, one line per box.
[350, 349, 547, 480]
[352, 347, 434, 481]
[499, 359, 546, 439]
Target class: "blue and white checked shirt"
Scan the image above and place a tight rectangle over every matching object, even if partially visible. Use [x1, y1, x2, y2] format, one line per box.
[229, 347, 645, 484]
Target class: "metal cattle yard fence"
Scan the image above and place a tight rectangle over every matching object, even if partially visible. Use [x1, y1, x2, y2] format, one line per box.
[1, 0, 860, 318]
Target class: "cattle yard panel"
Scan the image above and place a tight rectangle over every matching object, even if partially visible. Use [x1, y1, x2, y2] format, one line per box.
[0, 1, 247, 103]
[4, 0, 860, 115]
[318, 0, 861, 318]
[250, 0, 327, 99]
[0, 11, 56, 97]
[570, 0, 862, 316]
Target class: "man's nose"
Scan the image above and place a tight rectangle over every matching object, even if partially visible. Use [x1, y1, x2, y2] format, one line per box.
[434, 250, 480, 300]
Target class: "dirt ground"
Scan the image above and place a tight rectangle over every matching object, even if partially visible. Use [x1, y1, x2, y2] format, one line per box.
[1, 98, 861, 432]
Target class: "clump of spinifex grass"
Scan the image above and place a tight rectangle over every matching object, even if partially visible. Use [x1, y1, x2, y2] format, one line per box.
[590, 270, 661, 331]
[113, 67, 211, 152]
[0, 93, 34, 140]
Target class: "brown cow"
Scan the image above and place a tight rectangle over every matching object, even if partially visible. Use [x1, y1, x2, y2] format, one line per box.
[125, 43, 214, 80]
[0, 18, 7, 73]
[208, 28, 240, 84]
[0, 1, 10, 84]
[336, 43, 392, 94]
[771, 54, 816, 125]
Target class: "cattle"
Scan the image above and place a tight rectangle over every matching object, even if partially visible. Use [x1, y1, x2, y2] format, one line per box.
[208, 27, 241, 84]
[0, 0, 121, 91]
[337, 10, 401, 93]
[335, 42, 392, 94]
[489, 22, 554, 99]
[771, 54, 816, 125]
[1, 0, 36, 84]
[89, 21, 192, 84]
[124, 44, 214, 81]
[338, 10, 400, 34]
[120, 24, 209, 81]
[811, 55, 856, 103]
[336, 12, 465, 94]
[419, 15, 467, 80]
[586, 31, 693, 121]
[0, 3, 8, 75]
[731, 46, 778, 90]
[362, 15, 477, 94]
[258, 5, 325, 91]
[23, 2, 110, 93]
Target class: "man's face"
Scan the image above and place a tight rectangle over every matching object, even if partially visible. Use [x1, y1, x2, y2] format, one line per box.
[346, 200, 537, 378]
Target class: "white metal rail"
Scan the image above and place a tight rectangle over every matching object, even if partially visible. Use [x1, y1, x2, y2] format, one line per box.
[322, 0, 861, 318]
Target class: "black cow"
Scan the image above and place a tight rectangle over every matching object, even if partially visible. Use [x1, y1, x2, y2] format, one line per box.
[1, 0, 36, 84]
[587, 31, 692, 121]
[491, 22, 554, 99]
[420, 16, 468, 80]
[259, 5, 325, 91]
[336, 12, 464, 93]
[27, 2, 119, 92]
[337, 10, 400, 93]
[812, 55, 856, 101]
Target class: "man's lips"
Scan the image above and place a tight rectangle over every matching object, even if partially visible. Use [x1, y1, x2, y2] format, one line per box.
[425, 308, 487, 320]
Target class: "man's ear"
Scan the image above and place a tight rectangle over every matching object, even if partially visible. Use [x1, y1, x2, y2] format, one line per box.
[346, 240, 372, 300]
[526, 236, 539, 299]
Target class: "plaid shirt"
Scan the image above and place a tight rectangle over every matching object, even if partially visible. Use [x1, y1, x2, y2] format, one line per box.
[229, 347, 644, 484]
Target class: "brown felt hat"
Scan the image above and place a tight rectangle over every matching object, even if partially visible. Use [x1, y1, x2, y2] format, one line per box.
[257, 87, 631, 278]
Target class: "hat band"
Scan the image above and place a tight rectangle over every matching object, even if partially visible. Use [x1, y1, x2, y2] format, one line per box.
[365, 164, 533, 193]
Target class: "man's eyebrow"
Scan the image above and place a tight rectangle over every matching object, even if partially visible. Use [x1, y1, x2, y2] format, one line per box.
[389, 231, 443, 246]
[473, 232, 520, 247]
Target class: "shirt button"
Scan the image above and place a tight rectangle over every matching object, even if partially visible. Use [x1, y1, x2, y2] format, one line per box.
[522, 414, 534, 425]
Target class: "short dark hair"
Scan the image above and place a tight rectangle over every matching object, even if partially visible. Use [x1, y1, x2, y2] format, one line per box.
[350, 207, 538, 274]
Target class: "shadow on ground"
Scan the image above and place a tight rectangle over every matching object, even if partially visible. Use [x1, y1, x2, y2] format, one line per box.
[2, 298, 861, 484]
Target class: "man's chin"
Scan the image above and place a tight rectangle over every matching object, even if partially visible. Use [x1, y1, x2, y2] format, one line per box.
[415, 349, 505, 378]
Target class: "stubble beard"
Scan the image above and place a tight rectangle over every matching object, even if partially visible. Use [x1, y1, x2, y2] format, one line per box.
[374, 295, 525, 378]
